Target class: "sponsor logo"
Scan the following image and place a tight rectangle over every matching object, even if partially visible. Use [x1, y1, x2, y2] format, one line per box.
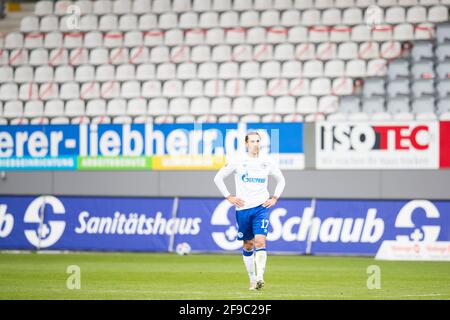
[267, 207, 384, 243]
[24, 196, 66, 248]
[376, 200, 449, 261]
[319, 123, 432, 151]
[394, 200, 440, 242]
[0, 205, 14, 238]
[75, 211, 201, 236]
[211, 200, 241, 250]
[210, 199, 445, 251]
[241, 173, 266, 183]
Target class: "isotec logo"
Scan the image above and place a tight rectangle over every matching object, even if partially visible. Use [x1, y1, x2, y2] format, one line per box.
[241, 174, 266, 183]
[320, 123, 432, 151]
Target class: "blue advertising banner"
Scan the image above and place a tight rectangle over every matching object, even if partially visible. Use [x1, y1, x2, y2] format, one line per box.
[167, 198, 450, 257]
[311, 199, 450, 255]
[0, 196, 175, 251]
[1, 196, 448, 258]
[173, 198, 312, 253]
[0, 123, 304, 170]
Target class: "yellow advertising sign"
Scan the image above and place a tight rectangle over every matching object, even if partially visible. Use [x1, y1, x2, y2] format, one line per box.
[152, 155, 226, 170]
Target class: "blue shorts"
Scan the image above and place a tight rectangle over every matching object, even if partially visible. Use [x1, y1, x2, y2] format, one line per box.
[235, 204, 270, 241]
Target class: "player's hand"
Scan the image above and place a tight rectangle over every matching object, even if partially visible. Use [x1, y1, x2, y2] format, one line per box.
[226, 195, 245, 208]
[262, 197, 278, 208]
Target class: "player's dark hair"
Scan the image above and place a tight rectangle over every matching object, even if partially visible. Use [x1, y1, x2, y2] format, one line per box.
[245, 132, 261, 143]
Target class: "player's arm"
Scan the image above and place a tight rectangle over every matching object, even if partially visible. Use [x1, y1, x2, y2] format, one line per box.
[213, 160, 245, 208]
[262, 162, 285, 208]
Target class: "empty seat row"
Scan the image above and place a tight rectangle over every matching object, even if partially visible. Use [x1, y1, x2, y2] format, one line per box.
[388, 59, 450, 79]
[362, 77, 450, 97]
[6, 109, 450, 126]
[0, 95, 340, 119]
[340, 95, 450, 114]
[0, 77, 357, 101]
[36, 0, 335, 16]
[412, 40, 450, 60]
[0, 113, 313, 126]
[35, 0, 450, 17]
[0, 41, 412, 66]
[327, 110, 450, 122]
[2, 23, 437, 50]
[23, 5, 450, 33]
[0, 59, 395, 85]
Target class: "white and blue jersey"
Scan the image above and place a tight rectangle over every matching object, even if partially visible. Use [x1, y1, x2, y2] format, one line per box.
[214, 153, 286, 240]
[214, 153, 285, 211]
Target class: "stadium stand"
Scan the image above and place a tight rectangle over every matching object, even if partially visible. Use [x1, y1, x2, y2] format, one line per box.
[0, 0, 449, 124]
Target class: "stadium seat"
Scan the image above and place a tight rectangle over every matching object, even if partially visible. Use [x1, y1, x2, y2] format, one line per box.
[24, 101, 44, 118]
[10, 117, 29, 125]
[437, 79, 450, 98]
[148, 98, 169, 115]
[436, 43, 450, 63]
[428, 5, 449, 22]
[219, 62, 239, 79]
[412, 79, 435, 97]
[437, 62, 450, 79]
[39, 82, 59, 100]
[191, 97, 210, 115]
[14, 66, 33, 84]
[45, 100, 65, 117]
[139, 14, 158, 30]
[347, 112, 369, 121]
[232, 97, 253, 115]
[437, 23, 450, 43]
[21, 16, 39, 33]
[3, 101, 23, 118]
[362, 97, 385, 114]
[412, 96, 435, 114]
[438, 98, 450, 114]
[211, 97, 232, 114]
[296, 96, 317, 114]
[407, 6, 427, 23]
[45, 32, 63, 49]
[35, 1, 53, 16]
[113, 0, 131, 14]
[0, 84, 19, 101]
[412, 41, 434, 61]
[339, 96, 360, 114]
[411, 60, 435, 79]
[0, 67, 13, 83]
[371, 112, 392, 121]
[183, 80, 203, 97]
[387, 97, 411, 114]
[5, 32, 24, 49]
[388, 79, 410, 97]
[388, 59, 410, 80]
[363, 78, 385, 97]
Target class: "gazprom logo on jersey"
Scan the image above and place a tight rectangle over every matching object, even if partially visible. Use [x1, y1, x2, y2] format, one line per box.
[241, 174, 266, 184]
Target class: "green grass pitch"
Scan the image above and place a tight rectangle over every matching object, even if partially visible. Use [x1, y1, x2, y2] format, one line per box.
[0, 252, 449, 300]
